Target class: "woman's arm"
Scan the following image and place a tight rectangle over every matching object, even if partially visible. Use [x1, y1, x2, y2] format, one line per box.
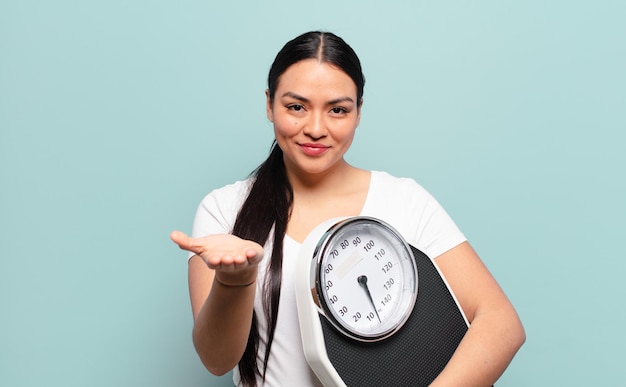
[171, 231, 264, 376]
[430, 241, 526, 386]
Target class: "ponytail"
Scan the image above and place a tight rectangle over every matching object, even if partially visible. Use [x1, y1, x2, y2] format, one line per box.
[231, 142, 292, 386]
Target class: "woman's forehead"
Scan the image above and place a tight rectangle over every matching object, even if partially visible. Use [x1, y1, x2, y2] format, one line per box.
[275, 59, 357, 99]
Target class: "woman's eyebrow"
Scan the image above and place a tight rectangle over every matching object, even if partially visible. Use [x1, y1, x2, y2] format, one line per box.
[281, 92, 310, 103]
[327, 96, 355, 105]
[281, 92, 354, 105]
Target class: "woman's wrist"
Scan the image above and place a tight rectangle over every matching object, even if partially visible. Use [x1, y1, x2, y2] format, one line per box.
[214, 277, 256, 288]
[214, 267, 258, 288]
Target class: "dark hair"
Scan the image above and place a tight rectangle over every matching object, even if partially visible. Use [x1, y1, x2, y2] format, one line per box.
[267, 31, 365, 106]
[231, 31, 365, 387]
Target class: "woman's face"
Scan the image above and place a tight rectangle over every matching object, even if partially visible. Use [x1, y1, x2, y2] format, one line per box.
[267, 59, 361, 178]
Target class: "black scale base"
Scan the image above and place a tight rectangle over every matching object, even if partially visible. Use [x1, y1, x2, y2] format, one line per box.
[319, 245, 468, 386]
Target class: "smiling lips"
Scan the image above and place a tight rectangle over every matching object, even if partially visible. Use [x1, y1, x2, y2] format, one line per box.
[299, 143, 330, 156]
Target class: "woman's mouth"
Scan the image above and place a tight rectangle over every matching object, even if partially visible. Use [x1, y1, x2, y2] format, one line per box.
[299, 143, 330, 156]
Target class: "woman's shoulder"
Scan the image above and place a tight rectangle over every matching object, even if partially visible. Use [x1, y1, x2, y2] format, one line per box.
[207, 178, 253, 197]
[370, 170, 430, 197]
[191, 178, 254, 238]
[365, 170, 441, 223]
[365, 171, 465, 256]
[198, 178, 253, 212]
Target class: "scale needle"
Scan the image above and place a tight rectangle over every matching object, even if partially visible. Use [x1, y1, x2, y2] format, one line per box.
[358, 275, 381, 323]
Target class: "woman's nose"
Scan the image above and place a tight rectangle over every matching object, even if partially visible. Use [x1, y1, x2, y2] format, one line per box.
[303, 112, 327, 140]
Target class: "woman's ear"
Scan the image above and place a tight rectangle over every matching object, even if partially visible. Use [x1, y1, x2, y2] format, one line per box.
[356, 98, 363, 126]
[265, 90, 274, 122]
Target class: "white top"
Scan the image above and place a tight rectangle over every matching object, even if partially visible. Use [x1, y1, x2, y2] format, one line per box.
[189, 171, 467, 386]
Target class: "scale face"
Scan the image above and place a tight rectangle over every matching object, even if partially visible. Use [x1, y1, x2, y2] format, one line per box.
[295, 216, 469, 387]
[311, 217, 418, 342]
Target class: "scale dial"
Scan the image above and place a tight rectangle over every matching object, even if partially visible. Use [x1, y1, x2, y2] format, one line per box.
[311, 217, 418, 342]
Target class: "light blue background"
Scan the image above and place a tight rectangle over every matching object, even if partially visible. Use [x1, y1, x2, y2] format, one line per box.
[1, 1, 624, 386]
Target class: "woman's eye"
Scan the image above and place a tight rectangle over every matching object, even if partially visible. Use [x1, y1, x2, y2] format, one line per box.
[288, 104, 304, 112]
[330, 107, 347, 115]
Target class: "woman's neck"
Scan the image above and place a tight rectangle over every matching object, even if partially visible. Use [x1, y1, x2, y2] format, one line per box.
[286, 159, 354, 194]
[285, 161, 371, 243]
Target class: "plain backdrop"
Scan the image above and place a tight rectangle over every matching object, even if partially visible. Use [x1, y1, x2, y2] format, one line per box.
[1, 1, 624, 386]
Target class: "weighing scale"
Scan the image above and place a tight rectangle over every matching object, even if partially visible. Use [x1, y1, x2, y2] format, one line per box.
[295, 217, 469, 386]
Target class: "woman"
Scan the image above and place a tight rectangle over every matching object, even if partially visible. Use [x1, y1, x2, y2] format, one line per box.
[171, 31, 525, 387]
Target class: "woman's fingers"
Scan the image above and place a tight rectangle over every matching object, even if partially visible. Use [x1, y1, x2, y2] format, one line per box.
[170, 230, 264, 270]
[170, 230, 204, 255]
